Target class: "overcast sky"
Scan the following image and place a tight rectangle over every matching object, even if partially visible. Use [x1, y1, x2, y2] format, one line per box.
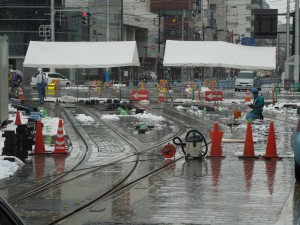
[266, 0, 296, 23]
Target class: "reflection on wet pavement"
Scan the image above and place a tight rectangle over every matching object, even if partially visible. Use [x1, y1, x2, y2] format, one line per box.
[63, 158, 295, 225]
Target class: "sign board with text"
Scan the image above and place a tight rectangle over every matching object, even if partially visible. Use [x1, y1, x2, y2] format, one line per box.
[130, 90, 149, 101]
[205, 91, 223, 101]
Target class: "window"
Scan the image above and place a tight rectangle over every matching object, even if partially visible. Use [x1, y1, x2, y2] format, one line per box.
[238, 72, 254, 79]
[48, 73, 59, 79]
[0, 207, 16, 225]
[57, 74, 65, 79]
[210, 4, 216, 13]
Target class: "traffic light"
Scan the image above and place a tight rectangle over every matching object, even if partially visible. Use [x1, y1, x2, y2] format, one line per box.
[45, 26, 51, 37]
[82, 12, 87, 26]
[39, 26, 45, 37]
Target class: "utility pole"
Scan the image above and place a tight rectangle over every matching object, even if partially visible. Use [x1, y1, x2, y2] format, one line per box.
[285, 0, 290, 81]
[119, 0, 123, 84]
[121, 0, 123, 41]
[105, 0, 110, 82]
[50, 0, 55, 72]
[157, 9, 161, 79]
[181, 10, 185, 83]
[294, 0, 300, 83]
[287, 0, 290, 60]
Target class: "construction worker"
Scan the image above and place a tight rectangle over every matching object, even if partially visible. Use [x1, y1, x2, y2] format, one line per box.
[246, 87, 265, 120]
[36, 68, 48, 106]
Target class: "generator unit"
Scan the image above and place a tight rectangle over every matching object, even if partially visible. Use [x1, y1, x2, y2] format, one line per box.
[173, 130, 208, 159]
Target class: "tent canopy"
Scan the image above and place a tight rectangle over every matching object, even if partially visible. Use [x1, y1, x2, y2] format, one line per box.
[23, 41, 140, 68]
[163, 40, 276, 70]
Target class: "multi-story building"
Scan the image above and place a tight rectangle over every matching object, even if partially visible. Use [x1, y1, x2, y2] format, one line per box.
[203, 0, 269, 43]
[0, 0, 65, 75]
[149, 0, 195, 79]
[0, 0, 124, 81]
[122, 0, 158, 80]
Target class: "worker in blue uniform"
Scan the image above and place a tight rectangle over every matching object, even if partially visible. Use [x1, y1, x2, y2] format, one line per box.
[246, 88, 265, 121]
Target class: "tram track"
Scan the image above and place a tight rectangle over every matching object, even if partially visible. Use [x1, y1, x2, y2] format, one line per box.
[43, 103, 189, 224]
[7, 104, 142, 204]
[3, 103, 192, 225]
[7, 104, 90, 203]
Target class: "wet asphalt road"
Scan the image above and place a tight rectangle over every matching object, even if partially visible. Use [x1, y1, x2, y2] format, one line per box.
[3, 86, 300, 225]
[58, 103, 298, 225]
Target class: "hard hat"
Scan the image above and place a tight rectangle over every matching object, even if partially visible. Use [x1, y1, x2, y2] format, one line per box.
[37, 68, 43, 72]
[250, 87, 258, 93]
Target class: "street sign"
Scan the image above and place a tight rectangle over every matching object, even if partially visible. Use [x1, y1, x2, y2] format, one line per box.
[241, 37, 256, 46]
[162, 144, 176, 158]
[130, 90, 149, 101]
[205, 91, 223, 101]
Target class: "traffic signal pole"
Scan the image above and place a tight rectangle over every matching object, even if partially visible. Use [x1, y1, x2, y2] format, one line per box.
[294, 0, 300, 83]
[105, 0, 110, 82]
[50, 0, 55, 72]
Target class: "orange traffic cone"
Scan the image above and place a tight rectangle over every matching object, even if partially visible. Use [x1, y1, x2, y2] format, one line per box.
[18, 87, 25, 100]
[15, 112, 22, 125]
[264, 121, 279, 158]
[245, 89, 251, 102]
[158, 91, 166, 103]
[52, 119, 68, 154]
[239, 122, 258, 158]
[33, 120, 45, 154]
[209, 122, 224, 157]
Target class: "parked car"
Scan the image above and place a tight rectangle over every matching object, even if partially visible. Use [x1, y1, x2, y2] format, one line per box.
[235, 71, 261, 92]
[295, 119, 300, 182]
[30, 72, 71, 88]
[0, 195, 26, 225]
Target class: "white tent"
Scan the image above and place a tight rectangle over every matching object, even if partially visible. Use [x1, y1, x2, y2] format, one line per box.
[23, 41, 140, 68]
[163, 40, 276, 70]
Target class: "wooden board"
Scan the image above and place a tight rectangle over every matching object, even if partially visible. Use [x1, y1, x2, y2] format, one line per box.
[222, 138, 258, 143]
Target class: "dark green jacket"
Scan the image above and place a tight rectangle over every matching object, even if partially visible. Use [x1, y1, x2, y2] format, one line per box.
[251, 95, 264, 115]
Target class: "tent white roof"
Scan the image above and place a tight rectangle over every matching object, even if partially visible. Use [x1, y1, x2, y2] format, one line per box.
[163, 40, 276, 70]
[23, 41, 140, 68]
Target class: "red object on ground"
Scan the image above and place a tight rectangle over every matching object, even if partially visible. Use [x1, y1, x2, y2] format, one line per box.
[241, 122, 256, 158]
[52, 119, 68, 154]
[162, 144, 176, 158]
[245, 89, 251, 102]
[264, 121, 278, 158]
[18, 87, 25, 100]
[209, 122, 223, 157]
[130, 90, 149, 101]
[34, 120, 46, 154]
[15, 112, 22, 125]
[205, 91, 223, 101]
[158, 91, 166, 102]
